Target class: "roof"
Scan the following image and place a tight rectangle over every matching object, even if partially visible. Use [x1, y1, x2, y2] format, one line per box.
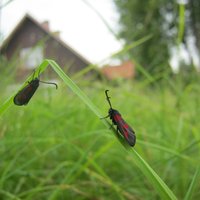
[0, 14, 91, 65]
[101, 61, 135, 80]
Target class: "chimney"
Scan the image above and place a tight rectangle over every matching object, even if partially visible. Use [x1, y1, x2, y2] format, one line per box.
[52, 31, 60, 38]
[41, 21, 50, 31]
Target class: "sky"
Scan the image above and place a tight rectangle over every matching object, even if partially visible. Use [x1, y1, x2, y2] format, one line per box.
[0, 0, 122, 64]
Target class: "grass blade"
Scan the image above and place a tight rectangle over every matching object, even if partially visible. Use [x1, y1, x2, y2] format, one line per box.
[130, 150, 177, 200]
[0, 189, 22, 200]
[177, 3, 185, 44]
[184, 166, 200, 200]
[46, 59, 103, 119]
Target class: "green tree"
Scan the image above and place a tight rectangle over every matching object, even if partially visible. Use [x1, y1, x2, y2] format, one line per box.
[113, 0, 200, 75]
[188, 0, 200, 52]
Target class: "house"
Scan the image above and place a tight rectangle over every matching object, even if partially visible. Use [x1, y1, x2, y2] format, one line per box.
[101, 61, 135, 80]
[0, 14, 93, 79]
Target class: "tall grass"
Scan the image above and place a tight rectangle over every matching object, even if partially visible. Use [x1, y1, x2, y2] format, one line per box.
[0, 59, 200, 199]
[0, 1, 199, 198]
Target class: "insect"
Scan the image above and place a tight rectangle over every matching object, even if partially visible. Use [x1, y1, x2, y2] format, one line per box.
[13, 71, 58, 106]
[104, 90, 136, 147]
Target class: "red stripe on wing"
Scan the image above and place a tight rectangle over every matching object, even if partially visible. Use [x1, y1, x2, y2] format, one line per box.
[113, 114, 136, 146]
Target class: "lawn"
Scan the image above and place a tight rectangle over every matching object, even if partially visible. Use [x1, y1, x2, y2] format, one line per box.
[0, 61, 200, 200]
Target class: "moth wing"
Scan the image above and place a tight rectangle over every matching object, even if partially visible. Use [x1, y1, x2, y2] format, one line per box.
[14, 84, 38, 105]
[117, 119, 136, 147]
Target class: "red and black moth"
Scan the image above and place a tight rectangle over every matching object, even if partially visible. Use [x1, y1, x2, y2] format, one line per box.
[13, 71, 58, 106]
[104, 90, 136, 147]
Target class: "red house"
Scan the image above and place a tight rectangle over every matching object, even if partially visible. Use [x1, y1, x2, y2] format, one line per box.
[101, 61, 135, 80]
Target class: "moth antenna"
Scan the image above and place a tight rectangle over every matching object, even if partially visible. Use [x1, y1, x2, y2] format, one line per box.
[105, 90, 113, 109]
[39, 80, 58, 89]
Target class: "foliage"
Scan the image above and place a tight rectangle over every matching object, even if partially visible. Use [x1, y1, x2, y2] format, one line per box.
[0, 55, 17, 87]
[0, 59, 200, 199]
[187, 0, 200, 53]
[113, 0, 200, 75]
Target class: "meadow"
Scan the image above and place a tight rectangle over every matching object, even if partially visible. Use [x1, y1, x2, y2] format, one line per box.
[0, 60, 200, 200]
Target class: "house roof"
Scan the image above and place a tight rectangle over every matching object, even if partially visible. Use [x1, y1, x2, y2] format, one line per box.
[0, 14, 91, 65]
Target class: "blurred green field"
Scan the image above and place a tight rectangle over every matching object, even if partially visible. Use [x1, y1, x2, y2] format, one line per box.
[1, 69, 200, 200]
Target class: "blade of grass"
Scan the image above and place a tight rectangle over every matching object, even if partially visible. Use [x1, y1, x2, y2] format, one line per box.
[133, 59, 155, 83]
[84, 147, 133, 200]
[46, 59, 103, 118]
[111, 34, 152, 59]
[25, 161, 72, 200]
[138, 140, 196, 163]
[177, 2, 185, 44]
[3, 143, 66, 181]
[71, 63, 98, 79]
[48, 136, 99, 200]
[84, 168, 128, 200]
[0, 145, 28, 188]
[0, 189, 22, 200]
[25, 131, 106, 199]
[130, 149, 177, 200]
[69, 141, 127, 200]
[19, 184, 89, 199]
[184, 166, 200, 200]
[97, 34, 153, 67]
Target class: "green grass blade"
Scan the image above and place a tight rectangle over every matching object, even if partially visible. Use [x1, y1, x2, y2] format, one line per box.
[46, 59, 103, 119]
[0, 145, 27, 188]
[138, 140, 196, 163]
[0, 189, 22, 200]
[111, 34, 152, 59]
[19, 184, 88, 199]
[48, 137, 99, 200]
[184, 166, 200, 200]
[177, 3, 185, 44]
[0, 97, 13, 117]
[130, 150, 177, 200]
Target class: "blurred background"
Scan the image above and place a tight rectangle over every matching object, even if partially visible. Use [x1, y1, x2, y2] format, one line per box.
[0, 0, 200, 199]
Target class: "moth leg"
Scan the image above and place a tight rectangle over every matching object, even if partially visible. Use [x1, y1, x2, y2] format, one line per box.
[100, 115, 113, 129]
[115, 127, 121, 138]
[100, 114, 110, 119]
[108, 123, 114, 129]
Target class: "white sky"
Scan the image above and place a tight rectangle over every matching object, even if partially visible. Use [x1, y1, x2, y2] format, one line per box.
[0, 0, 122, 64]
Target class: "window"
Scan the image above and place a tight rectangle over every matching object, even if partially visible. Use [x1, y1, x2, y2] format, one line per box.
[20, 46, 43, 69]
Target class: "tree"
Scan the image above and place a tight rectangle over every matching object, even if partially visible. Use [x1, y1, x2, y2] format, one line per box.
[188, 0, 200, 52]
[113, 0, 200, 75]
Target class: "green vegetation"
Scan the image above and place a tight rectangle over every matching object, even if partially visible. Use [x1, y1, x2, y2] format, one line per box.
[0, 1, 200, 199]
[113, 0, 200, 74]
[0, 60, 200, 200]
